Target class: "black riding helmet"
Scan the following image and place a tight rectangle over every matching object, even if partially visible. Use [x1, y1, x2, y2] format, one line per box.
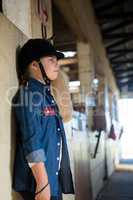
[18, 38, 64, 84]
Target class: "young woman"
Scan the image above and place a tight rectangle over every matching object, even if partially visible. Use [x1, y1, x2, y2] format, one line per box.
[12, 39, 74, 200]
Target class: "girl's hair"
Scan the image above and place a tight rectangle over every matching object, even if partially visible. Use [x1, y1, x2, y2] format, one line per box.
[18, 66, 30, 86]
[16, 46, 29, 86]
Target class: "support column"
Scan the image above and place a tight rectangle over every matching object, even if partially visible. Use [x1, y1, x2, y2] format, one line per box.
[77, 41, 94, 99]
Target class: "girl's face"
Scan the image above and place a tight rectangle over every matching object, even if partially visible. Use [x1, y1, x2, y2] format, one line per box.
[40, 56, 60, 80]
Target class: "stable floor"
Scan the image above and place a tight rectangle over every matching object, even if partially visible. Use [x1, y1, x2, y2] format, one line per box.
[96, 171, 133, 200]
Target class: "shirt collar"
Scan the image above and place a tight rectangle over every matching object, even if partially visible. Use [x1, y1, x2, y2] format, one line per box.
[28, 77, 50, 93]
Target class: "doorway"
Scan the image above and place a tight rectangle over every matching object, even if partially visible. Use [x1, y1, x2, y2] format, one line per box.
[118, 99, 133, 165]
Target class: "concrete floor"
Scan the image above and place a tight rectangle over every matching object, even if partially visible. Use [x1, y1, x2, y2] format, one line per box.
[96, 171, 133, 200]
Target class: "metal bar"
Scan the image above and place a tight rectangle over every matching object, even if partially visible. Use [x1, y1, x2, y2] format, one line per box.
[93, 131, 102, 159]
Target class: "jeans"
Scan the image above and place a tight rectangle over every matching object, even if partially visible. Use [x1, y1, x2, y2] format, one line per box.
[19, 191, 63, 200]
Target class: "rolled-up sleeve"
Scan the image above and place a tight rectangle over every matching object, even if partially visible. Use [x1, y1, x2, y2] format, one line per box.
[14, 88, 46, 163]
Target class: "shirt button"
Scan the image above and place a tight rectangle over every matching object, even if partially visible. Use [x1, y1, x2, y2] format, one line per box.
[57, 128, 61, 131]
[51, 100, 55, 103]
[57, 157, 60, 161]
[56, 172, 58, 175]
[57, 142, 60, 146]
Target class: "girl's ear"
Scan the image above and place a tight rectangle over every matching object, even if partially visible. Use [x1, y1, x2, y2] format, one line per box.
[31, 61, 39, 70]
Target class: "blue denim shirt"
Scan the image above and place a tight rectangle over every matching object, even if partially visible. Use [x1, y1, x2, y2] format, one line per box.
[12, 78, 72, 197]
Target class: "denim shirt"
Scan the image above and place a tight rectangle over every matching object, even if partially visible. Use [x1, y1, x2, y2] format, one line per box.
[12, 78, 73, 197]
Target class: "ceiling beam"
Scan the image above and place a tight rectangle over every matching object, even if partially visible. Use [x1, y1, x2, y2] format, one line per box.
[95, 0, 122, 13]
[103, 19, 133, 34]
[112, 59, 133, 64]
[109, 53, 126, 62]
[108, 48, 133, 54]
[117, 79, 133, 86]
[116, 73, 133, 79]
[103, 33, 133, 39]
[98, 12, 133, 20]
[106, 38, 131, 50]
[113, 67, 133, 73]
[116, 74, 133, 80]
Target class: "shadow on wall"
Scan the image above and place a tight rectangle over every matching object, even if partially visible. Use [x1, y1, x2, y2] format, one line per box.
[10, 46, 23, 200]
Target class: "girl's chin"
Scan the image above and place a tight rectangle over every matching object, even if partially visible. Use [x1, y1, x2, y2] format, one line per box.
[51, 73, 59, 80]
[49, 75, 58, 81]
[47, 72, 59, 80]
[52, 77, 58, 80]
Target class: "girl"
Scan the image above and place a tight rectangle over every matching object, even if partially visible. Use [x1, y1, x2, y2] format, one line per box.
[12, 39, 74, 200]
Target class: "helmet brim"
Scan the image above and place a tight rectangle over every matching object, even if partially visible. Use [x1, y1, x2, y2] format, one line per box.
[55, 51, 64, 60]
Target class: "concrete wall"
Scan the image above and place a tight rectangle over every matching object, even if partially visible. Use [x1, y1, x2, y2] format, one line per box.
[89, 131, 105, 199]
[0, 13, 27, 200]
[0, 1, 43, 199]
[89, 131, 118, 199]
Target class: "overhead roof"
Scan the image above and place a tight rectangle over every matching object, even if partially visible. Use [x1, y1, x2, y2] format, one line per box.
[92, 0, 133, 94]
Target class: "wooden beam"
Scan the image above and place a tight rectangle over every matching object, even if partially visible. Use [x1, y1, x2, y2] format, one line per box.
[59, 57, 78, 66]
[95, 0, 122, 13]
[117, 79, 133, 86]
[116, 74, 133, 80]
[53, 0, 95, 42]
[116, 71, 133, 77]
[113, 67, 133, 73]
[106, 38, 132, 50]
[103, 20, 133, 34]
[108, 48, 133, 54]
[53, 1, 86, 41]
[98, 12, 133, 20]
[112, 59, 133, 64]
[109, 53, 126, 62]
[103, 33, 133, 39]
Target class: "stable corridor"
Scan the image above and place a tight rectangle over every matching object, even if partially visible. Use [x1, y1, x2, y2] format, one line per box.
[96, 171, 133, 200]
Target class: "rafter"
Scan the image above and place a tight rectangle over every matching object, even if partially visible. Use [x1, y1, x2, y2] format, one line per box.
[98, 12, 133, 20]
[116, 71, 133, 77]
[108, 48, 133, 54]
[96, 0, 122, 13]
[116, 74, 133, 80]
[109, 53, 126, 62]
[103, 19, 133, 34]
[113, 67, 133, 73]
[117, 79, 133, 86]
[112, 59, 133, 64]
[103, 33, 133, 39]
[106, 38, 132, 50]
